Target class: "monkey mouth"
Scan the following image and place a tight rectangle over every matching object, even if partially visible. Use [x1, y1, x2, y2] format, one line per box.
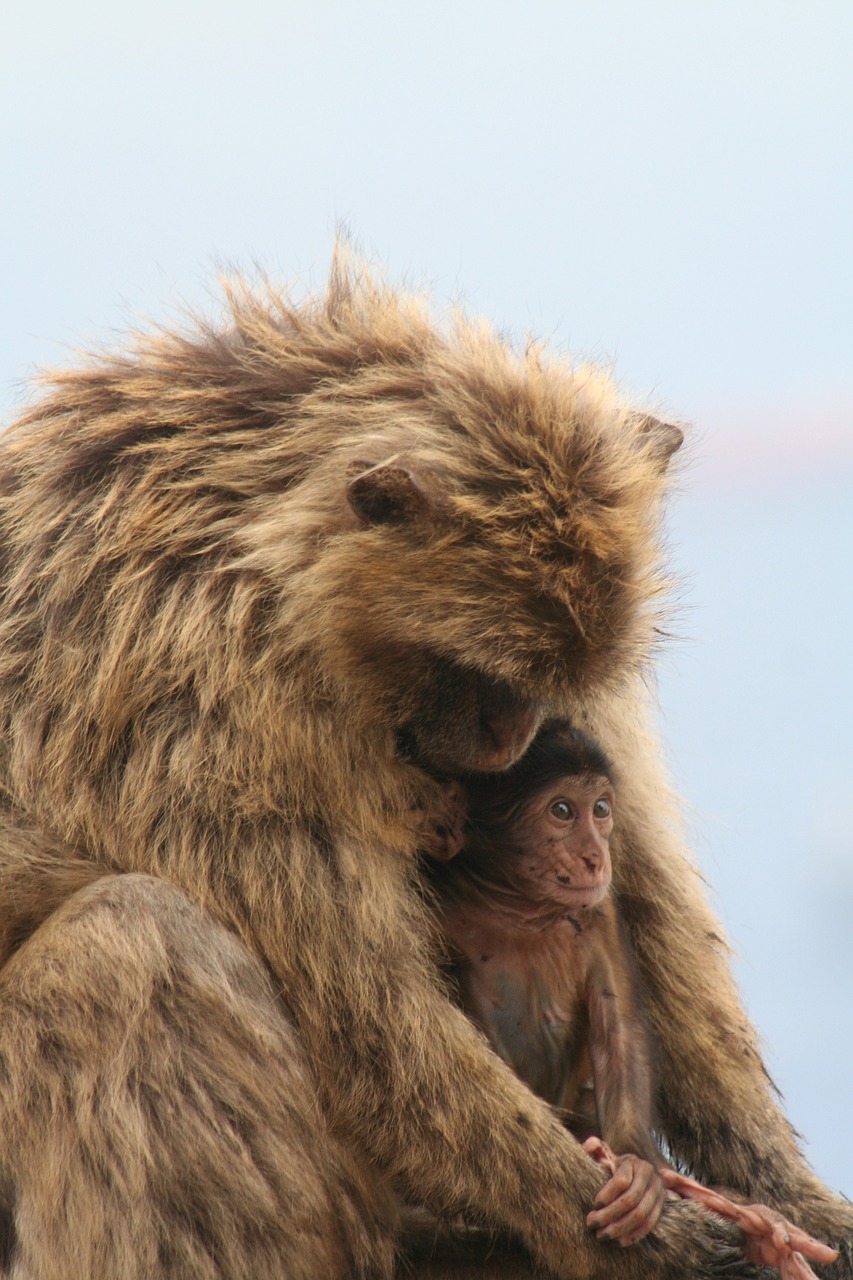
[553, 883, 608, 908]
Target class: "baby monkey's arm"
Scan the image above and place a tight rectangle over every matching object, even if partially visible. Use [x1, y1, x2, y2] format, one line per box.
[583, 913, 666, 1245]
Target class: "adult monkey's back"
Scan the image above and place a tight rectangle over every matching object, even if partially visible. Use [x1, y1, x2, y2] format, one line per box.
[0, 256, 847, 1280]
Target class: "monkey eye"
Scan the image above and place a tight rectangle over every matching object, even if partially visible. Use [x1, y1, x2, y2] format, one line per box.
[593, 798, 611, 819]
[549, 800, 573, 820]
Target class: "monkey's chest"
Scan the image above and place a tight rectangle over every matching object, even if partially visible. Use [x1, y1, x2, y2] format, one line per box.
[454, 948, 591, 1108]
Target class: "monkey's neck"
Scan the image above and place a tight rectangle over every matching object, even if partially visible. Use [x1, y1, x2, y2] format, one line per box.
[437, 860, 597, 935]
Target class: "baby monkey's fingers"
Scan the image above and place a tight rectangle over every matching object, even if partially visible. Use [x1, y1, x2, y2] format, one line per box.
[609, 1178, 667, 1246]
[589, 1161, 636, 1214]
[598, 1174, 667, 1247]
[587, 1156, 666, 1244]
[661, 1169, 839, 1279]
[582, 1135, 617, 1175]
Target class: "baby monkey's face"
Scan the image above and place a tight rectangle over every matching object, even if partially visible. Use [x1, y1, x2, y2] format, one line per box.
[512, 773, 614, 909]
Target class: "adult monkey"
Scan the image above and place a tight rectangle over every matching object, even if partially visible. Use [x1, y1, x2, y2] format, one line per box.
[0, 257, 847, 1280]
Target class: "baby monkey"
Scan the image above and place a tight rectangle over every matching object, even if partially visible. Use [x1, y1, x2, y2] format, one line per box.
[431, 721, 665, 1244]
[429, 722, 839, 1274]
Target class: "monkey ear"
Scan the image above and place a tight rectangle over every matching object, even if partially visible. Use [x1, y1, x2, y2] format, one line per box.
[346, 460, 430, 526]
[633, 415, 684, 469]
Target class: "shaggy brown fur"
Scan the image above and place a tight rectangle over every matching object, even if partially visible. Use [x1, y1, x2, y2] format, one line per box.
[0, 256, 848, 1280]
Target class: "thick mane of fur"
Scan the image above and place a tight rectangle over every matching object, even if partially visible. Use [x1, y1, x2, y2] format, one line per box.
[0, 260, 677, 860]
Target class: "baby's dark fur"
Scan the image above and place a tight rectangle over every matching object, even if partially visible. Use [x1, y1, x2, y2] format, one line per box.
[461, 720, 615, 857]
[0, 255, 848, 1279]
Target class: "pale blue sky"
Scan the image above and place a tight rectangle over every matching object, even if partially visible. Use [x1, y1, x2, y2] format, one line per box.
[2, 0, 851, 1187]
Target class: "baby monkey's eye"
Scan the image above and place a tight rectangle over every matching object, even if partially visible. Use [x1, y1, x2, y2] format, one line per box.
[593, 798, 611, 819]
[550, 801, 573, 820]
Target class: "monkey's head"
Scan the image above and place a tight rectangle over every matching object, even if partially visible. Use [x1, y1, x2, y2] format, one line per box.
[318, 366, 680, 775]
[232, 262, 684, 777]
[462, 721, 615, 908]
[2, 257, 683, 828]
[510, 771, 614, 908]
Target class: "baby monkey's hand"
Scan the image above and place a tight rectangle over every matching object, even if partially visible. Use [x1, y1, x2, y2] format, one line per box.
[414, 779, 467, 861]
[583, 1138, 666, 1246]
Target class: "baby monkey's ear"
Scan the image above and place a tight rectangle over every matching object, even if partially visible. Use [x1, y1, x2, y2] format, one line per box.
[632, 414, 685, 470]
[346, 459, 431, 525]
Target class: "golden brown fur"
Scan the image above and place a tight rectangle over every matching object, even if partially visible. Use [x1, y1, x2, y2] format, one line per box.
[0, 255, 849, 1279]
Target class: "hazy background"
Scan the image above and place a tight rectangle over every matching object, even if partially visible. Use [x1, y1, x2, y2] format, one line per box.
[2, 1, 851, 1187]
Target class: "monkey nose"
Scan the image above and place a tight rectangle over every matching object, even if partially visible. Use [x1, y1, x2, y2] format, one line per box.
[580, 851, 601, 872]
[480, 704, 540, 770]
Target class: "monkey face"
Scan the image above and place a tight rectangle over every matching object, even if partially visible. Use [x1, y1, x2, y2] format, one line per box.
[396, 658, 545, 774]
[511, 773, 614, 908]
